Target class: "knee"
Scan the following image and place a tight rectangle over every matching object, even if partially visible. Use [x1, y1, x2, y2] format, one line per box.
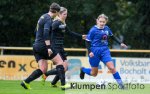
[38, 59, 48, 73]
[40, 68, 47, 73]
[108, 67, 116, 74]
[64, 67, 68, 72]
[91, 71, 98, 77]
[39, 64, 47, 73]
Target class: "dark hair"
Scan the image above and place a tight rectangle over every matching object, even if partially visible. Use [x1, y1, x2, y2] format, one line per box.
[49, 2, 60, 13]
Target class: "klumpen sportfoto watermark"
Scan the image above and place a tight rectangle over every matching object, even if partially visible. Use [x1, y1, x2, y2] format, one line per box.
[70, 82, 145, 91]
[70, 82, 106, 91]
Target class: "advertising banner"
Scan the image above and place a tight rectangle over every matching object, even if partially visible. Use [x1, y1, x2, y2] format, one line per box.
[0, 55, 53, 80]
[0, 56, 150, 83]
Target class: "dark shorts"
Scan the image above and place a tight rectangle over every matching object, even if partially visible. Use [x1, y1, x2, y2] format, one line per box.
[55, 48, 67, 61]
[33, 44, 57, 62]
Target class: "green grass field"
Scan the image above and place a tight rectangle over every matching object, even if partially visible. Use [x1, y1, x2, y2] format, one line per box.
[0, 80, 150, 94]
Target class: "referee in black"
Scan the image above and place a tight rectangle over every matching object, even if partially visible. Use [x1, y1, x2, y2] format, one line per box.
[21, 3, 66, 90]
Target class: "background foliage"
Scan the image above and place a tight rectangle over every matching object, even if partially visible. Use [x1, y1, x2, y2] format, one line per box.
[0, 0, 150, 49]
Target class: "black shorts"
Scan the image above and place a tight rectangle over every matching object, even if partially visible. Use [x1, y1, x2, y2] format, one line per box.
[33, 44, 57, 62]
[55, 48, 67, 61]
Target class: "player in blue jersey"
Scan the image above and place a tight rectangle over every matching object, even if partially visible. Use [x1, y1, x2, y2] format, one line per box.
[80, 14, 127, 88]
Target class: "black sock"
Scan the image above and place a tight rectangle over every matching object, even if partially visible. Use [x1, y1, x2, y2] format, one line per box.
[45, 68, 57, 76]
[56, 65, 65, 85]
[51, 75, 59, 85]
[24, 69, 43, 83]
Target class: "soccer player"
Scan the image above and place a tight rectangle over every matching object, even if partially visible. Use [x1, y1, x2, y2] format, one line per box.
[80, 14, 127, 88]
[20, 3, 68, 90]
[41, 7, 86, 87]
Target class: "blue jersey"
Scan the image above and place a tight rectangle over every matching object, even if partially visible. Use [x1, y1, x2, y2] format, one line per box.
[86, 25, 113, 47]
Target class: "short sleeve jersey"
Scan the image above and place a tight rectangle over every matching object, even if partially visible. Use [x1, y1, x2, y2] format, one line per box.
[86, 25, 113, 47]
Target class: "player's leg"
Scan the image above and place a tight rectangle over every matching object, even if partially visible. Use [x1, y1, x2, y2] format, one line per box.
[43, 68, 57, 78]
[25, 59, 47, 83]
[106, 62, 124, 88]
[43, 50, 68, 87]
[101, 48, 124, 88]
[50, 60, 68, 86]
[50, 53, 69, 90]
[80, 55, 100, 79]
[90, 67, 98, 76]
[51, 75, 59, 87]
[21, 45, 48, 89]
[52, 54, 70, 90]
[21, 59, 47, 89]
[41, 53, 60, 85]
[44, 54, 68, 77]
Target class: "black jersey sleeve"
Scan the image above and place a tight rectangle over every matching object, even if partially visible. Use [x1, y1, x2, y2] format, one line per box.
[43, 20, 51, 40]
[85, 40, 91, 53]
[66, 26, 82, 39]
[110, 35, 122, 44]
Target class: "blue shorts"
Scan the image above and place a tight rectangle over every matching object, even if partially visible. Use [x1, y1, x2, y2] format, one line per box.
[89, 46, 112, 67]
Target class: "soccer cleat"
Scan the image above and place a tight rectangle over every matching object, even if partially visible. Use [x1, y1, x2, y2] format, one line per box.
[60, 83, 71, 90]
[41, 74, 47, 85]
[21, 81, 32, 90]
[80, 67, 85, 79]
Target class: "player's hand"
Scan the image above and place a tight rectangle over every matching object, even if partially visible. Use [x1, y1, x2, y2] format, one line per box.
[120, 43, 128, 49]
[82, 35, 87, 40]
[89, 52, 94, 57]
[47, 49, 53, 57]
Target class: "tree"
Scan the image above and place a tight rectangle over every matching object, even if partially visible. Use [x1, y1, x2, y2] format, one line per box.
[0, 0, 149, 50]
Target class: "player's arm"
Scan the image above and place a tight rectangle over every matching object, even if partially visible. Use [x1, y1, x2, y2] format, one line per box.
[85, 29, 94, 53]
[43, 20, 53, 56]
[85, 28, 95, 57]
[107, 26, 127, 48]
[110, 35, 122, 44]
[110, 35, 128, 48]
[85, 39, 94, 57]
[65, 26, 86, 40]
[85, 39, 91, 53]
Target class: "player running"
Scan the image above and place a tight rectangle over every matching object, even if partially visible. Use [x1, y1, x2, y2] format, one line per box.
[20, 3, 68, 90]
[41, 7, 86, 87]
[80, 14, 127, 89]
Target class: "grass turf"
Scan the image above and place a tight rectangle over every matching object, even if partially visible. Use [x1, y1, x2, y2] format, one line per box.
[0, 80, 64, 94]
[0, 80, 150, 94]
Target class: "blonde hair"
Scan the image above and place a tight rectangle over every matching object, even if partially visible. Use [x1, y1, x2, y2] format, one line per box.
[59, 7, 67, 14]
[97, 14, 108, 21]
[53, 7, 67, 23]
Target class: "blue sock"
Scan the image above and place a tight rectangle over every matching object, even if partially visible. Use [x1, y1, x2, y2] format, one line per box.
[82, 67, 91, 75]
[113, 72, 124, 88]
